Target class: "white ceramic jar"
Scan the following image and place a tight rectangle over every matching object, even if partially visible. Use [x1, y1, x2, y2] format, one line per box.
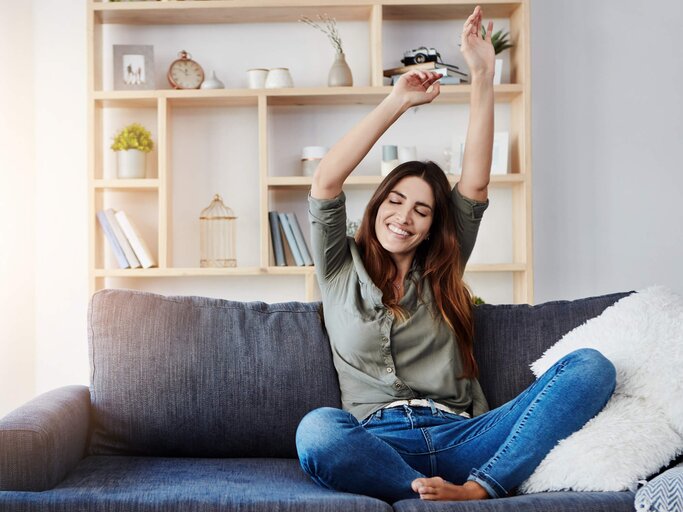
[301, 146, 328, 176]
[265, 68, 293, 89]
[247, 68, 268, 89]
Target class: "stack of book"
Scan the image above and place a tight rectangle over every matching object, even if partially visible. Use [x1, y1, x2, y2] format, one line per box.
[269, 211, 313, 267]
[383, 61, 469, 85]
[96, 209, 157, 269]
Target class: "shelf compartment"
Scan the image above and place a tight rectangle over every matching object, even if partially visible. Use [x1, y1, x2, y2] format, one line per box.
[267, 174, 526, 188]
[93, 1, 374, 25]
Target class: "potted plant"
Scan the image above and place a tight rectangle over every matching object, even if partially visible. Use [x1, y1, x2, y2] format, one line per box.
[482, 27, 514, 85]
[111, 123, 154, 179]
[300, 14, 353, 87]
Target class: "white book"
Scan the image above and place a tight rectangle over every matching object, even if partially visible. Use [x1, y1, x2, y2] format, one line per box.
[96, 210, 130, 269]
[114, 210, 157, 269]
[104, 208, 141, 268]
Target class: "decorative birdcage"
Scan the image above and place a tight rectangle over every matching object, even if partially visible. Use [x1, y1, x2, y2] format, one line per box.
[199, 194, 237, 268]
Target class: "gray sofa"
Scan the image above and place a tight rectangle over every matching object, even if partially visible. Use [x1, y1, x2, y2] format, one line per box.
[0, 288, 643, 511]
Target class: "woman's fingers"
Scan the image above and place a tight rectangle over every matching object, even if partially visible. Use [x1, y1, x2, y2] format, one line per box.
[486, 20, 493, 41]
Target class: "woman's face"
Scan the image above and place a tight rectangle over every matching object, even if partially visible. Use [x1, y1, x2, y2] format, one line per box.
[374, 175, 434, 262]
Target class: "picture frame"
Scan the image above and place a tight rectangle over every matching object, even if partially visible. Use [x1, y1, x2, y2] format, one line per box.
[450, 131, 509, 175]
[113, 45, 155, 91]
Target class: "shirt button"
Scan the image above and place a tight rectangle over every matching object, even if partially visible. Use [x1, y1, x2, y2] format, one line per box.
[394, 382, 403, 389]
[386, 367, 393, 373]
[381, 336, 388, 342]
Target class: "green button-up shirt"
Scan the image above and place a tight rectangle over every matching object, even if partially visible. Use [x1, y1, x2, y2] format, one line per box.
[308, 185, 490, 422]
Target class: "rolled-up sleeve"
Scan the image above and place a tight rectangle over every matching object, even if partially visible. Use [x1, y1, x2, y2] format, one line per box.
[452, 184, 489, 270]
[308, 190, 351, 283]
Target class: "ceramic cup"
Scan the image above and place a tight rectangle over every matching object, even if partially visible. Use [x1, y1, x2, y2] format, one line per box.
[398, 145, 417, 163]
[247, 68, 268, 89]
[265, 68, 293, 89]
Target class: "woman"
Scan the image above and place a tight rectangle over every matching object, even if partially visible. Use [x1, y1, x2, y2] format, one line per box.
[296, 5, 616, 503]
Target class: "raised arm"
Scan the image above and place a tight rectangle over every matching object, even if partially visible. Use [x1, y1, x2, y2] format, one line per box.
[458, 5, 495, 203]
[312, 70, 442, 200]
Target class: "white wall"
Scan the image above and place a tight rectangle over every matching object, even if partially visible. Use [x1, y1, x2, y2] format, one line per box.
[2, 0, 682, 416]
[531, 0, 683, 302]
[0, 1, 36, 416]
[32, 0, 90, 398]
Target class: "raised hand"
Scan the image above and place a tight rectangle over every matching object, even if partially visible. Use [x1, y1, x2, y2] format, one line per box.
[460, 5, 495, 80]
[390, 69, 442, 108]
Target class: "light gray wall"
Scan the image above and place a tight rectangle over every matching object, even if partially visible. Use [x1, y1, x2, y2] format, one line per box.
[531, 0, 683, 302]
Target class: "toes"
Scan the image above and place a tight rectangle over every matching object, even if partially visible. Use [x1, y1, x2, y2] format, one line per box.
[411, 478, 425, 492]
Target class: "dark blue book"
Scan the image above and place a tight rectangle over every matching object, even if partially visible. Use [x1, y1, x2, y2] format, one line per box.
[268, 211, 286, 266]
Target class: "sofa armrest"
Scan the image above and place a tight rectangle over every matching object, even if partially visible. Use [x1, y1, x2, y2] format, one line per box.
[0, 385, 90, 491]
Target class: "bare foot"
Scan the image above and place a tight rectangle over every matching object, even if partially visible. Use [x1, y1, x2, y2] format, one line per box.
[411, 477, 490, 501]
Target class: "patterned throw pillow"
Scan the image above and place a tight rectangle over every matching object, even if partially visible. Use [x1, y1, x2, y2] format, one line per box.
[634, 463, 683, 512]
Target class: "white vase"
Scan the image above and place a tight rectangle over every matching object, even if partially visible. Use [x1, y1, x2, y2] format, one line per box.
[328, 53, 353, 87]
[116, 149, 146, 179]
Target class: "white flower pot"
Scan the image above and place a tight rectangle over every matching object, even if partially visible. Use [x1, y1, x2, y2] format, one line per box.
[116, 149, 147, 179]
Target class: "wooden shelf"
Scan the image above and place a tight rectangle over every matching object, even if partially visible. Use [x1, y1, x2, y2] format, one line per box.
[92, 1, 521, 26]
[92, 84, 523, 107]
[94, 179, 160, 190]
[92, 1, 373, 25]
[94, 263, 525, 278]
[89, 0, 533, 303]
[267, 174, 525, 188]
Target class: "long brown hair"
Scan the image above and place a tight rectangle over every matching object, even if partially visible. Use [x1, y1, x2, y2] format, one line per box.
[355, 161, 478, 379]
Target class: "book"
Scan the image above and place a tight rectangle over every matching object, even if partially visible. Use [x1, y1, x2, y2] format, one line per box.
[286, 212, 313, 266]
[390, 73, 465, 86]
[114, 210, 157, 269]
[278, 212, 304, 266]
[383, 61, 439, 77]
[96, 210, 130, 269]
[269, 211, 286, 266]
[104, 208, 141, 268]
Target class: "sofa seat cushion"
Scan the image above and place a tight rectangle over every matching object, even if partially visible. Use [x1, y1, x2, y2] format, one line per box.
[394, 490, 635, 511]
[0, 456, 391, 512]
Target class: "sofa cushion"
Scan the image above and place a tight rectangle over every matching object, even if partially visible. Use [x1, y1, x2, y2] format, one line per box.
[0, 456, 392, 512]
[472, 291, 632, 409]
[88, 289, 341, 458]
[393, 490, 636, 511]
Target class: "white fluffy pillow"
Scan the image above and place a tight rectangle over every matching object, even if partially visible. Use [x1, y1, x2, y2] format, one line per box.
[518, 286, 683, 493]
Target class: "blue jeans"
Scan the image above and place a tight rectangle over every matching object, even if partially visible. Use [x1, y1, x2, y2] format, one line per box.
[295, 348, 616, 503]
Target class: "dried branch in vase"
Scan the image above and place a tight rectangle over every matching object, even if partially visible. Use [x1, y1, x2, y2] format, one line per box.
[299, 14, 345, 54]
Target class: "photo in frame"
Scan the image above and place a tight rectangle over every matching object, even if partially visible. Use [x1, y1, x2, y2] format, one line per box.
[113, 45, 155, 90]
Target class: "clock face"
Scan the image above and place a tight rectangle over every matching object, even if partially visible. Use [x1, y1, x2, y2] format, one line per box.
[168, 59, 204, 89]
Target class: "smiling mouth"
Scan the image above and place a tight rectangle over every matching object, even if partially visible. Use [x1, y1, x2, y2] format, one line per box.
[388, 224, 410, 237]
